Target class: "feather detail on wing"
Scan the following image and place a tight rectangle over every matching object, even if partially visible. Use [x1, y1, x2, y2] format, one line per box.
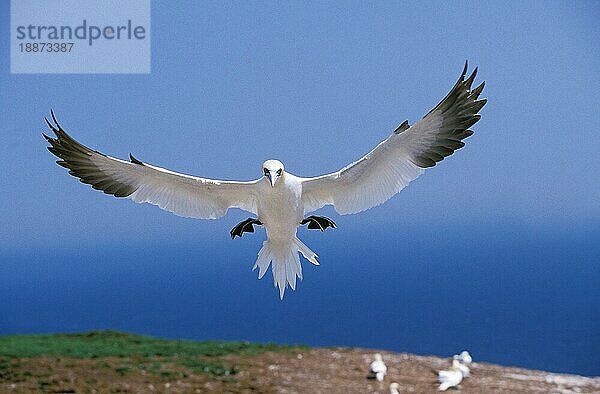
[301, 62, 486, 215]
[43, 111, 258, 219]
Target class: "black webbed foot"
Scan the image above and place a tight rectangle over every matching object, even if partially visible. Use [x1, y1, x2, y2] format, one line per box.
[230, 218, 262, 239]
[300, 215, 337, 232]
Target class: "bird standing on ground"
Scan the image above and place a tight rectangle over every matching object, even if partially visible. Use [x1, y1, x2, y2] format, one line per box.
[437, 359, 464, 391]
[453, 350, 472, 377]
[369, 353, 388, 381]
[44, 62, 486, 299]
[389, 382, 400, 393]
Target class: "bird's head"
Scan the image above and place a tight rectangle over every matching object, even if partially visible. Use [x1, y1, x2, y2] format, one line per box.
[460, 351, 472, 364]
[374, 353, 383, 362]
[262, 159, 284, 187]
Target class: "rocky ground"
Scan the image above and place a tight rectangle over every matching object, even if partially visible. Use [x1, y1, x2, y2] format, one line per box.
[2, 347, 599, 393]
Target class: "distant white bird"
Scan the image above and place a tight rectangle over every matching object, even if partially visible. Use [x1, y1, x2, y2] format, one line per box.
[453, 351, 472, 377]
[437, 359, 464, 391]
[44, 62, 485, 299]
[454, 350, 472, 364]
[369, 353, 388, 381]
[389, 382, 400, 394]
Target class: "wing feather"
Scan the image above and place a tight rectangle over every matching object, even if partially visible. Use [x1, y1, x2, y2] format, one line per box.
[44, 112, 258, 219]
[301, 62, 486, 215]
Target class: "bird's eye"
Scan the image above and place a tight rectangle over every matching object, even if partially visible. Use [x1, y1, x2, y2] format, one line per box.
[276, 169, 282, 176]
[263, 169, 269, 176]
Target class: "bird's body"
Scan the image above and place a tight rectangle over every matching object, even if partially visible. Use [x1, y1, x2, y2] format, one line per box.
[256, 172, 303, 242]
[369, 353, 388, 381]
[453, 350, 472, 377]
[437, 359, 464, 391]
[456, 361, 470, 378]
[252, 166, 320, 298]
[44, 62, 486, 299]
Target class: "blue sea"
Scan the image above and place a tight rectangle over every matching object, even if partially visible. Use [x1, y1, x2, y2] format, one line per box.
[1, 223, 598, 376]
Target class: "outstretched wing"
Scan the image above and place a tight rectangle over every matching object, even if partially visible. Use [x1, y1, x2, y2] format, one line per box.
[44, 112, 258, 219]
[301, 62, 486, 215]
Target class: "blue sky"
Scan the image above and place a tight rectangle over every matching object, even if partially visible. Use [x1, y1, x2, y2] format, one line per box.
[1, 1, 599, 246]
[1, 2, 600, 376]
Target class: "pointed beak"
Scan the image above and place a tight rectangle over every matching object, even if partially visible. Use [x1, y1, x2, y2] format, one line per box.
[268, 172, 277, 187]
[265, 171, 275, 187]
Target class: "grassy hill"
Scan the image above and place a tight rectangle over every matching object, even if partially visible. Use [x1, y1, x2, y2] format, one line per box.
[0, 330, 304, 376]
[1, 331, 598, 393]
[0, 331, 305, 392]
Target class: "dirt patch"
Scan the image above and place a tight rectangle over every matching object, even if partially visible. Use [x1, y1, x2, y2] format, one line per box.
[1, 348, 599, 393]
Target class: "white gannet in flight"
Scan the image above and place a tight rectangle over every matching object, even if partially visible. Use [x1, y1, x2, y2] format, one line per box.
[437, 359, 464, 391]
[44, 62, 485, 299]
[369, 353, 388, 381]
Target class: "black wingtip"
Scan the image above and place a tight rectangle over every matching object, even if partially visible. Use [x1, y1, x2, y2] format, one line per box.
[470, 66, 478, 79]
[394, 120, 410, 134]
[464, 67, 478, 89]
[461, 60, 469, 78]
[129, 153, 144, 165]
[50, 109, 59, 128]
[470, 81, 486, 99]
[44, 117, 58, 133]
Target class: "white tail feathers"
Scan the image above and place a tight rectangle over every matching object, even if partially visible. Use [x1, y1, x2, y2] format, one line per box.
[294, 237, 319, 266]
[253, 237, 319, 299]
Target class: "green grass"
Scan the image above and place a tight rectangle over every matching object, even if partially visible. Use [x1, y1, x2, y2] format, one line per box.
[0, 330, 308, 377]
[0, 330, 304, 359]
